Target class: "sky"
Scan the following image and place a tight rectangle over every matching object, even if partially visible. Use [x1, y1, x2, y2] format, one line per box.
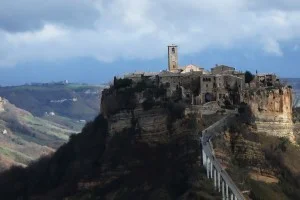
[0, 0, 300, 85]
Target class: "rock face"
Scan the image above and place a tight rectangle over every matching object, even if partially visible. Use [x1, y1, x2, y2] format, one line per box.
[0, 97, 4, 112]
[244, 87, 295, 141]
[106, 108, 171, 144]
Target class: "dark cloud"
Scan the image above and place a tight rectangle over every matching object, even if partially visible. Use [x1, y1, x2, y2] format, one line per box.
[0, 0, 100, 32]
[1, 0, 300, 67]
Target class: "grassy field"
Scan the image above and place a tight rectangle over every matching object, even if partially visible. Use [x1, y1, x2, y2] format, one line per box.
[0, 146, 32, 165]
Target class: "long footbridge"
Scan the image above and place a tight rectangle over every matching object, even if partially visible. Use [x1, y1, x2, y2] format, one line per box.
[201, 113, 245, 200]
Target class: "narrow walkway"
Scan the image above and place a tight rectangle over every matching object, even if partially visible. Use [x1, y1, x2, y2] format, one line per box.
[201, 112, 245, 200]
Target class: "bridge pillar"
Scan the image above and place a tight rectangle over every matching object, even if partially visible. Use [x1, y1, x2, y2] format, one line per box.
[234, 196, 237, 200]
[230, 193, 234, 200]
[210, 160, 213, 178]
[218, 171, 221, 192]
[206, 158, 210, 178]
[214, 168, 217, 189]
[226, 183, 229, 200]
[222, 180, 225, 200]
[202, 150, 206, 166]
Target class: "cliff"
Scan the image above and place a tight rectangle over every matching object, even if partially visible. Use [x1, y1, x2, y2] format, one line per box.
[244, 87, 295, 141]
[0, 97, 4, 112]
[212, 117, 300, 200]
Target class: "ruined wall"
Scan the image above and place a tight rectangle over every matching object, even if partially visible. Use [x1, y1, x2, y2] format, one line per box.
[244, 87, 294, 141]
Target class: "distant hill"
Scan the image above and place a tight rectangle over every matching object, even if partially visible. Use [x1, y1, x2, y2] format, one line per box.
[0, 83, 105, 121]
[0, 99, 76, 171]
[0, 83, 106, 171]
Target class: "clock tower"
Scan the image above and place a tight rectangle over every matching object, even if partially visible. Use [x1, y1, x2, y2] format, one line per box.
[168, 45, 178, 72]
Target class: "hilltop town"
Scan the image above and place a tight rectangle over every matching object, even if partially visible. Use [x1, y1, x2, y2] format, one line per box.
[123, 45, 281, 108]
[101, 45, 294, 143]
[0, 46, 298, 200]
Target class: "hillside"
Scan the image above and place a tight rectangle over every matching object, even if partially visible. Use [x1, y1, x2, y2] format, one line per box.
[0, 78, 223, 200]
[0, 99, 76, 171]
[0, 77, 299, 199]
[0, 83, 104, 121]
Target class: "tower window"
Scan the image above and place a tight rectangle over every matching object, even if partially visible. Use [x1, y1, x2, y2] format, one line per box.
[172, 47, 175, 53]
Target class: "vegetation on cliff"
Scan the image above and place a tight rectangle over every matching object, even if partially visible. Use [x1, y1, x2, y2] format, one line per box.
[245, 71, 255, 84]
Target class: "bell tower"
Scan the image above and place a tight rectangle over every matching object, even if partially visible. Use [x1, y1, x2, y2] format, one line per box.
[168, 45, 178, 72]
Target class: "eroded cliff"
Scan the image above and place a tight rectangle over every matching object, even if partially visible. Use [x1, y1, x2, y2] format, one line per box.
[244, 87, 295, 141]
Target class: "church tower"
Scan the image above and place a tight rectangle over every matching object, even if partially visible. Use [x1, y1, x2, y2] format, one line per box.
[168, 45, 178, 72]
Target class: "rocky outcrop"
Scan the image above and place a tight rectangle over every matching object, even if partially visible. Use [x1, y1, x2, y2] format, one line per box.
[244, 87, 295, 141]
[107, 108, 170, 144]
[0, 97, 4, 112]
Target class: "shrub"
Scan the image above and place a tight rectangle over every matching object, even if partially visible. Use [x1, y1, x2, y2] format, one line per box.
[153, 86, 167, 98]
[167, 102, 185, 120]
[142, 98, 155, 111]
[114, 78, 133, 89]
[245, 71, 254, 84]
[135, 80, 147, 92]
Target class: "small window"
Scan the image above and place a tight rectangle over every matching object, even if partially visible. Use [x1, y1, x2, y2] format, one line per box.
[206, 84, 208, 88]
[172, 47, 175, 53]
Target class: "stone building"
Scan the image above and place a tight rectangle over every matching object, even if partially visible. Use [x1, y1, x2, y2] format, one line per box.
[124, 72, 159, 83]
[255, 73, 278, 87]
[197, 73, 244, 104]
[211, 65, 235, 74]
[181, 64, 204, 74]
[168, 45, 179, 72]
[120, 45, 282, 107]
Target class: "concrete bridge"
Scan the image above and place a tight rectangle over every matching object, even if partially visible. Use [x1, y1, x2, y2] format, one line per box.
[201, 113, 245, 200]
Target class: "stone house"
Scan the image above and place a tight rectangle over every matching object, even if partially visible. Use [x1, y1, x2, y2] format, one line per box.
[255, 73, 277, 87]
[211, 65, 235, 75]
[181, 64, 204, 74]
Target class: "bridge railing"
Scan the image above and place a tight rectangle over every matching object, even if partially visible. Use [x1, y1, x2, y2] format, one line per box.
[201, 112, 245, 200]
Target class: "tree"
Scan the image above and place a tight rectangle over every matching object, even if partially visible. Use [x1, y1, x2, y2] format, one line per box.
[245, 71, 254, 84]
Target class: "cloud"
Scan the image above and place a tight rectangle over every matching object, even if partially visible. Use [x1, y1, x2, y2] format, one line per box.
[1, 0, 300, 67]
[262, 38, 283, 56]
[0, 0, 99, 32]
